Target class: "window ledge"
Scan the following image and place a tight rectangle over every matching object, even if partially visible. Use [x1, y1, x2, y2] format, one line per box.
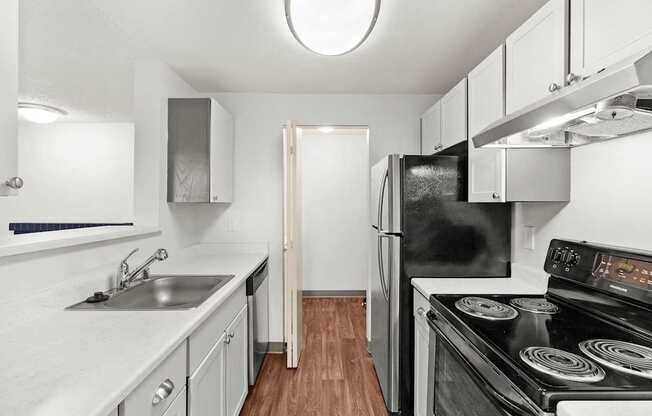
[0, 226, 161, 258]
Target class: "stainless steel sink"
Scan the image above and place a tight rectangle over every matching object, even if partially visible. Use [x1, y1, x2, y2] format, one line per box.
[67, 275, 234, 310]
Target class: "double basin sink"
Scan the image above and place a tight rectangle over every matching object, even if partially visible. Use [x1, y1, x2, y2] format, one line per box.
[68, 274, 234, 310]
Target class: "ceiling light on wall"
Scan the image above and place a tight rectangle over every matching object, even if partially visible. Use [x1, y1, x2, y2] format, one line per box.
[318, 126, 335, 133]
[285, 0, 380, 56]
[17, 103, 67, 124]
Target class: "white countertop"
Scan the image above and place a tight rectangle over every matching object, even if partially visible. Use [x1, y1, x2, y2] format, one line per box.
[0, 243, 268, 416]
[411, 263, 549, 297]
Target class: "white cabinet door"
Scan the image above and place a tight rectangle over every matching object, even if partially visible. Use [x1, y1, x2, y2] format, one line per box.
[413, 291, 430, 416]
[162, 390, 187, 416]
[440, 78, 468, 150]
[225, 305, 248, 416]
[0, 0, 18, 196]
[468, 45, 506, 203]
[210, 99, 234, 203]
[570, 0, 652, 78]
[189, 333, 227, 416]
[420, 101, 442, 154]
[506, 0, 568, 114]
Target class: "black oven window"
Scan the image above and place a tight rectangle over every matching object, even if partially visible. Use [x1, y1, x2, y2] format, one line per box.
[435, 338, 508, 416]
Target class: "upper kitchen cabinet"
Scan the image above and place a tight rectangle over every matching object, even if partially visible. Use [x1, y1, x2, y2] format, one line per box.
[468, 45, 570, 203]
[440, 78, 468, 150]
[468, 46, 506, 202]
[0, 0, 18, 196]
[420, 101, 442, 154]
[506, 0, 568, 115]
[570, 0, 652, 79]
[167, 98, 234, 203]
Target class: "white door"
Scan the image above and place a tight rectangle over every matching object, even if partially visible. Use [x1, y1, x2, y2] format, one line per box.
[188, 333, 226, 416]
[413, 313, 429, 416]
[468, 45, 506, 203]
[506, 0, 568, 115]
[162, 390, 187, 416]
[0, 0, 18, 196]
[440, 78, 468, 150]
[570, 0, 652, 78]
[283, 121, 303, 368]
[225, 305, 248, 416]
[420, 101, 442, 154]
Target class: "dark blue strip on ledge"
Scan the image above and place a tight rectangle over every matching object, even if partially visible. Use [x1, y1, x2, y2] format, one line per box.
[8, 222, 134, 235]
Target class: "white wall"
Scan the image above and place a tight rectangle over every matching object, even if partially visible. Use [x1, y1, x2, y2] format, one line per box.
[197, 93, 437, 342]
[512, 131, 652, 269]
[300, 129, 369, 292]
[0, 60, 210, 310]
[15, 123, 134, 223]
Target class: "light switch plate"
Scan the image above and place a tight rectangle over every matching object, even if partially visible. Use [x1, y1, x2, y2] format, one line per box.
[523, 226, 536, 250]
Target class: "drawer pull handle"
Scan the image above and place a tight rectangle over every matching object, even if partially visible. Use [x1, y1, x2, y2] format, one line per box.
[152, 378, 175, 406]
[417, 307, 426, 317]
[229, 331, 235, 338]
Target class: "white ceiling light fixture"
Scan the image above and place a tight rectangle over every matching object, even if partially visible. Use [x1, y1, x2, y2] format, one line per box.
[285, 0, 381, 56]
[318, 126, 335, 133]
[17, 103, 67, 124]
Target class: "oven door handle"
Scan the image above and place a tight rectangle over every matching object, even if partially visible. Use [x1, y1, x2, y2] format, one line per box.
[428, 312, 549, 416]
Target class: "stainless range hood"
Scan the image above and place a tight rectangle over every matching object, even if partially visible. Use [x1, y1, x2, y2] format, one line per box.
[473, 48, 652, 148]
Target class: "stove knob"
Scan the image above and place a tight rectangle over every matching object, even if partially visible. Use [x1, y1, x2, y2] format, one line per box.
[552, 248, 563, 262]
[567, 253, 580, 266]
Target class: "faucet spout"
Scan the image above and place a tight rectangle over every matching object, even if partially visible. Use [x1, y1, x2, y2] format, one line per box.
[117, 248, 169, 290]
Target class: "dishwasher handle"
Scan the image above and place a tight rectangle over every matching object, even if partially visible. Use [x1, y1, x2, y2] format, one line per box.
[246, 258, 269, 296]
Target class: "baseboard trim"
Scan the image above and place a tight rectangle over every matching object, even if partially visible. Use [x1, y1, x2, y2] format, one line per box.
[302, 290, 366, 297]
[268, 342, 285, 353]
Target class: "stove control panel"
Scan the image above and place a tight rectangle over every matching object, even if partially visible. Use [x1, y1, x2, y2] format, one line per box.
[545, 239, 652, 305]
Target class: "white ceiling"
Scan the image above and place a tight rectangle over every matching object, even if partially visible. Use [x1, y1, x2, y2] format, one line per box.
[90, 0, 548, 94]
[19, 0, 144, 122]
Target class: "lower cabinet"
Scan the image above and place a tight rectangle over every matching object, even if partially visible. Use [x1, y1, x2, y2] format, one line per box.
[189, 333, 227, 416]
[163, 390, 187, 416]
[413, 290, 430, 416]
[225, 305, 249, 416]
[188, 304, 248, 416]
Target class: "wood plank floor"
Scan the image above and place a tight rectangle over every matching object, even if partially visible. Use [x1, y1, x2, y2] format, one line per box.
[240, 297, 388, 416]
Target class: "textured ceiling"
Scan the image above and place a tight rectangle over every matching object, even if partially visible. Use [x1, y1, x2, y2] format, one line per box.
[19, 0, 145, 122]
[19, 0, 548, 122]
[91, 0, 547, 94]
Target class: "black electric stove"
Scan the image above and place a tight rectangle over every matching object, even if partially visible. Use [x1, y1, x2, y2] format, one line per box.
[427, 239, 652, 415]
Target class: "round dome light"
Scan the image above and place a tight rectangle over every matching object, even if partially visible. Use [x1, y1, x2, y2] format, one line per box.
[285, 0, 380, 56]
[18, 103, 67, 124]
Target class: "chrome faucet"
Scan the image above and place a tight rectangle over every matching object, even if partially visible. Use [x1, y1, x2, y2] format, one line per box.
[115, 248, 169, 291]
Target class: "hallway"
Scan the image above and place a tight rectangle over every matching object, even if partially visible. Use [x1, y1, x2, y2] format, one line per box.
[240, 298, 387, 415]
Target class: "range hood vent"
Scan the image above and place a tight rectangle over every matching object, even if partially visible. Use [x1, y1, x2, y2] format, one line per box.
[473, 48, 652, 148]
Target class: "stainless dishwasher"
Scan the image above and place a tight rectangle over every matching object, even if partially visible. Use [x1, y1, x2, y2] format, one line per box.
[247, 258, 269, 385]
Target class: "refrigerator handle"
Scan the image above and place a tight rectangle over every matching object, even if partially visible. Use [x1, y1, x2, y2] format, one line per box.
[377, 234, 390, 302]
[377, 169, 389, 233]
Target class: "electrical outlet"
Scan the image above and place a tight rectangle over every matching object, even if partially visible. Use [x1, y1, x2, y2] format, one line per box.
[523, 226, 536, 250]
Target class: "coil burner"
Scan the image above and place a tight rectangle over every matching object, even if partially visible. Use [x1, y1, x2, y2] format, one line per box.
[520, 346, 605, 383]
[580, 339, 652, 379]
[454, 297, 518, 321]
[510, 298, 559, 314]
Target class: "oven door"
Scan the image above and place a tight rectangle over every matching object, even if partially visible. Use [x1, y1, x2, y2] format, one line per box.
[426, 310, 549, 416]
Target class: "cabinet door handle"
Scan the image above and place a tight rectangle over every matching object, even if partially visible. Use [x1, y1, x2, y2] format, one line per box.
[548, 82, 561, 93]
[492, 192, 500, 200]
[416, 307, 426, 317]
[152, 378, 174, 406]
[225, 336, 231, 344]
[566, 73, 581, 85]
[434, 144, 443, 151]
[228, 331, 235, 338]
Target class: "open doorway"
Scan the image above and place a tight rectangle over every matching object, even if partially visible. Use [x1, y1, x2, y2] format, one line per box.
[245, 125, 386, 415]
[300, 126, 370, 297]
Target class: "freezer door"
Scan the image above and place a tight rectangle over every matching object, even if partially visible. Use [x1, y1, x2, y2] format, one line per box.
[370, 232, 401, 413]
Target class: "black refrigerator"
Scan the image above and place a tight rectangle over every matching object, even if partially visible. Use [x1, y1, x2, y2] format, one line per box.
[369, 153, 511, 415]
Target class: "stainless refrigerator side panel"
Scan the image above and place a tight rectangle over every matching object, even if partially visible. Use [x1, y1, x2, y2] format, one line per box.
[370, 158, 388, 229]
[388, 233, 402, 413]
[387, 154, 402, 234]
[370, 232, 391, 405]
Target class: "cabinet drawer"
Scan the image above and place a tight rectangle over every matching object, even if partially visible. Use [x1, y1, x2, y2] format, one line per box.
[121, 341, 187, 416]
[188, 283, 246, 375]
[413, 289, 430, 321]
